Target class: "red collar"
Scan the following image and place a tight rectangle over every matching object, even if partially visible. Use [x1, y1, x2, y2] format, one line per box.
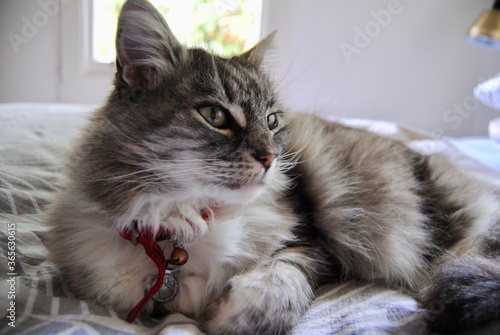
[119, 209, 211, 322]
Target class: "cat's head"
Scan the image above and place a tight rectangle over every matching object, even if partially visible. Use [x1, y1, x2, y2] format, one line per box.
[85, 0, 289, 210]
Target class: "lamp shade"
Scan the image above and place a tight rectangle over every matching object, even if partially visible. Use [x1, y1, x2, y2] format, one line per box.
[467, 1, 500, 48]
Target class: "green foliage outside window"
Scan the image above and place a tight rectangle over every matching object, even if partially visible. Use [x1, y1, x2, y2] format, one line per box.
[93, 0, 262, 64]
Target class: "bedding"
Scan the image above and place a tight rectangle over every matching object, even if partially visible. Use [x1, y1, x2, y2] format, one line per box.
[474, 72, 500, 112]
[1, 103, 499, 335]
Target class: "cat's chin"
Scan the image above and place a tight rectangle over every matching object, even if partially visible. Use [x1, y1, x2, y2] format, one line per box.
[208, 184, 266, 205]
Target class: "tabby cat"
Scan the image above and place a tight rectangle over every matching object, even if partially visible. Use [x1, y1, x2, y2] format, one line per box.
[47, 0, 500, 334]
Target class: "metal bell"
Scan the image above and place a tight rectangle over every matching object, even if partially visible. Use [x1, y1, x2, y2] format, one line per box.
[152, 270, 179, 303]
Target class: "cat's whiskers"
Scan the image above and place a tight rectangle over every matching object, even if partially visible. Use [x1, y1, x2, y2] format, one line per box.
[88, 166, 165, 182]
[85, 159, 230, 185]
[274, 24, 304, 91]
[88, 170, 208, 198]
[282, 140, 307, 161]
[105, 167, 246, 193]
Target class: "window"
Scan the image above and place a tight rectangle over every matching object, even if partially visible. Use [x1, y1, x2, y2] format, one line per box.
[92, 0, 264, 65]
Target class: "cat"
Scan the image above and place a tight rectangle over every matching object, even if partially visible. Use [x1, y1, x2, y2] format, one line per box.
[46, 0, 500, 334]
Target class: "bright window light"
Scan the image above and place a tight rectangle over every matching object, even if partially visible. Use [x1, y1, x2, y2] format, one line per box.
[92, 0, 263, 64]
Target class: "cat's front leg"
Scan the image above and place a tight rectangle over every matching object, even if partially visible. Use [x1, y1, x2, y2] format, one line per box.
[203, 247, 330, 335]
[204, 243, 333, 335]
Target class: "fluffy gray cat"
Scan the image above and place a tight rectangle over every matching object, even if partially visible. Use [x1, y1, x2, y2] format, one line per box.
[47, 0, 500, 334]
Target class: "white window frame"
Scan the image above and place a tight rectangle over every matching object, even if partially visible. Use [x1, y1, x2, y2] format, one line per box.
[86, 0, 117, 74]
[59, 0, 114, 104]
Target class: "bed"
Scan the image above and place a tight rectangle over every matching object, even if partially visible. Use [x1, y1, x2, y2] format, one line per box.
[1, 103, 499, 335]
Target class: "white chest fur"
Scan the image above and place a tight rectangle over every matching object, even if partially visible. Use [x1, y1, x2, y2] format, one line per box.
[115, 190, 296, 317]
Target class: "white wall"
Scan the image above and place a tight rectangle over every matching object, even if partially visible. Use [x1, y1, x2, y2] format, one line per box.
[263, 0, 500, 137]
[0, 0, 114, 105]
[1, 0, 500, 137]
[0, 0, 59, 102]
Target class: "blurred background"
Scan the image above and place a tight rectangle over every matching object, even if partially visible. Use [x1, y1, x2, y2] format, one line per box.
[1, 0, 500, 138]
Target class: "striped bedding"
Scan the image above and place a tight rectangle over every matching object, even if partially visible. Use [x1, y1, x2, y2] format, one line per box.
[1, 103, 498, 335]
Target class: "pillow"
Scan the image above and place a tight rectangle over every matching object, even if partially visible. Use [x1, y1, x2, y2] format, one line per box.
[474, 72, 500, 111]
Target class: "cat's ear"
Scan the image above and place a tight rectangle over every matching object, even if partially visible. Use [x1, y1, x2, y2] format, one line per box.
[115, 0, 185, 89]
[237, 31, 276, 67]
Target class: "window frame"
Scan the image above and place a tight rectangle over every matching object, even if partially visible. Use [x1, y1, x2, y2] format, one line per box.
[59, 0, 114, 104]
[86, 0, 116, 74]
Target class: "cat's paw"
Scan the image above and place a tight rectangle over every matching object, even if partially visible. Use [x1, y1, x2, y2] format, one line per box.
[203, 262, 312, 335]
[161, 208, 210, 244]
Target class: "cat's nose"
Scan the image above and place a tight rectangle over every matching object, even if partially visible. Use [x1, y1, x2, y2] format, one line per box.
[256, 154, 276, 170]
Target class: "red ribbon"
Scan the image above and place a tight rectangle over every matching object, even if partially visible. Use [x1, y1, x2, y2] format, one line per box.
[120, 224, 168, 322]
[119, 208, 212, 322]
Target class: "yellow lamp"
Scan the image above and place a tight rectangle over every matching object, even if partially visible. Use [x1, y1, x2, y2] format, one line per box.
[467, 0, 500, 48]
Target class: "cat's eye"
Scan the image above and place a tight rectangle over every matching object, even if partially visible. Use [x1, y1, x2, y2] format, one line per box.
[267, 113, 278, 130]
[198, 106, 228, 128]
